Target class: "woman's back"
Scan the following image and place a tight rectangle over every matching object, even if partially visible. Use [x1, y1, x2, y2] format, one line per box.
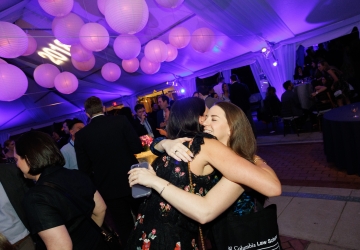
[126, 133, 218, 249]
[23, 166, 102, 250]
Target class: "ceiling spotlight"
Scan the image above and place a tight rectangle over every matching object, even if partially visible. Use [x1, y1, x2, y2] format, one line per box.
[166, 81, 169, 85]
[272, 60, 278, 67]
[180, 88, 185, 93]
[261, 47, 268, 53]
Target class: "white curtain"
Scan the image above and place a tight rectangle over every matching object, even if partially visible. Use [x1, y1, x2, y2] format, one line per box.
[250, 62, 266, 99]
[179, 78, 197, 97]
[256, 44, 296, 99]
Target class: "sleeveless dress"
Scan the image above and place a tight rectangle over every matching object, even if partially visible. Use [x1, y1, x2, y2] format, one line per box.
[126, 133, 218, 250]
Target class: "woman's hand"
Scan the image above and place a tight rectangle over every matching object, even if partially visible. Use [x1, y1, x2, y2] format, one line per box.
[128, 165, 157, 188]
[162, 137, 193, 162]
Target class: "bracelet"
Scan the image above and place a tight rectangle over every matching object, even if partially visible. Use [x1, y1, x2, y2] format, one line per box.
[159, 182, 171, 196]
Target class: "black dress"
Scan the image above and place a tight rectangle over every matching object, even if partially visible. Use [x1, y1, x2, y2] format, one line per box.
[126, 133, 217, 250]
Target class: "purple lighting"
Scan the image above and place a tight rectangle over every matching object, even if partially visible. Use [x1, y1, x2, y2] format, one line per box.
[272, 61, 278, 67]
[180, 88, 185, 93]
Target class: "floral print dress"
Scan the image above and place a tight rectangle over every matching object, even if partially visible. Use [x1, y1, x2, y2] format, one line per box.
[126, 133, 217, 250]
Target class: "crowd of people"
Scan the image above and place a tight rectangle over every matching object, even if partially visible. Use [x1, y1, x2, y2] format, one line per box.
[0, 75, 284, 250]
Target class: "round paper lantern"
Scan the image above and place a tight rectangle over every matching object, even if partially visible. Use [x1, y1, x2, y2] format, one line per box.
[71, 54, 95, 71]
[144, 40, 168, 63]
[52, 13, 84, 45]
[34, 64, 60, 88]
[0, 22, 28, 58]
[38, 0, 74, 17]
[0, 64, 28, 101]
[140, 57, 160, 74]
[191, 27, 215, 53]
[155, 0, 183, 8]
[113, 34, 141, 60]
[101, 62, 121, 82]
[54, 71, 78, 94]
[165, 44, 178, 62]
[169, 26, 190, 49]
[79, 23, 109, 52]
[70, 43, 93, 62]
[122, 58, 139, 73]
[104, 0, 149, 34]
[22, 34, 38, 56]
[97, 0, 107, 15]
[0, 58, 7, 64]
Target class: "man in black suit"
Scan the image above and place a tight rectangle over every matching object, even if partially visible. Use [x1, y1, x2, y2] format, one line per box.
[229, 74, 256, 136]
[132, 103, 157, 138]
[75, 96, 143, 247]
[0, 163, 35, 249]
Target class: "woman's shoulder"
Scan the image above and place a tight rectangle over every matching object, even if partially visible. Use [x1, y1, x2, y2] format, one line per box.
[190, 132, 217, 156]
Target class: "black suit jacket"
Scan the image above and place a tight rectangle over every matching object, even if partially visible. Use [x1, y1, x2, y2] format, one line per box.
[229, 82, 251, 112]
[132, 116, 158, 138]
[75, 115, 143, 200]
[0, 163, 32, 230]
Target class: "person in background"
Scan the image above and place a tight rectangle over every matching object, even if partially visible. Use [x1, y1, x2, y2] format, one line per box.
[147, 102, 159, 123]
[197, 85, 218, 108]
[221, 82, 231, 102]
[210, 92, 219, 99]
[258, 86, 281, 132]
[229, 74, 256, 136]
[156, 95, 170, 130]
[192, 91, 200, 98]
[60, 119, 85, 170]
[75, 96, 143, 247]
[132, 104, 156, 138]
[15, 131, 109, 250]
[0, 164, 35, 250]
[4, 139, 16, 164]
[213, 76, 225, 98]
[51, 125, 68, 149]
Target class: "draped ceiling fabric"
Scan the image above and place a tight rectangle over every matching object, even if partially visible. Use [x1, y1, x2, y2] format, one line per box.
[1, 0, 360, 138]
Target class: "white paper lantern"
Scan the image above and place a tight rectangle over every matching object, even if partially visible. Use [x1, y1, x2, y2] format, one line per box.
[169, 26, 190, 49]
[38, 0, 74, 17]
[52, 13, 84, 45]
[191, 27, 215, 53]
[113, 34, 141, 60]
[101, 62, 121, 82]
[122, 58, 139, 73]
[0, 58, 7, 64]
[155, 0, 183, 8]
[144, 40, 168, 63]
[70, 43, 93, 62]
[22, 34, 38, 56]
[0, 22, 28, 58]
[0, 64, 28, 101]
[105, 0, 149, 34]
[54, 71, 78, 94]
[34, 64, 60, 88]
[79, 23, 109, 52]
[71, 54, 95, 71]
[165, 44, 178, 62]
[140, 57, 160, 74]
[97, 0, 107, 15]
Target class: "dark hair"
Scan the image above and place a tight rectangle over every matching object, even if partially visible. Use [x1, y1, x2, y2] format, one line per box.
[84, 96, 103, 117]
[197, 85, 210, 95]
[63, 119, 72, 127]
[166, 97, 205, 139]
[15, 131, 65, 175]
[158, 95, 169, 104]
[230, 74, 239, 82]
[68, 118, 84, 130]
[134, 103, 145, 112]
[283, 80, 292, 90]
[192, 91, 200, 97]
[4, 139, 14, 148]
[210, 93, 218, 98]
[222, 83, 229, 92]
[215, 102, 256, 163]
[267, 86, 276, 96]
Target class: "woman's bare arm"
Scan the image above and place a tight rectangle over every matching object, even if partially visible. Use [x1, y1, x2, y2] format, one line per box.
[91, 191, 107, 227]
[38, 225, 72, 250]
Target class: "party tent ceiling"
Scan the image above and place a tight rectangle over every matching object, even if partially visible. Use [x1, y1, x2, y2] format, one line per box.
[1, 0, 360, 135]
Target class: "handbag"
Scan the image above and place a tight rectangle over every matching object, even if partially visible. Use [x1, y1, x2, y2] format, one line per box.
[42, 182, 123, 250]
[213, 203, 282, 250]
